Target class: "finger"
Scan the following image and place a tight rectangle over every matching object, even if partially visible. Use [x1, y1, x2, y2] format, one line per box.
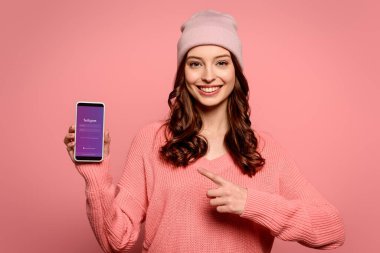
[67, 141, 75, 148]
[216, 205, 229, 213]
[63, 133, 75, 144]
[66, 141, 75, 151]
[210, 197, 228, 207]
[104, 129, 110, 142]
[68, 125, 75, 133]
[197, 168, 228, 185]
[206, 188, 224, 198]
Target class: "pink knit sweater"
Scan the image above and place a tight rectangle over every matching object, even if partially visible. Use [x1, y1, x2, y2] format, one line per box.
[75, 120, 345, 253]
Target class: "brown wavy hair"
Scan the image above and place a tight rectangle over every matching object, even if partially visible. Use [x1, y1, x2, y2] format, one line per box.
[158, 51, 265, 177]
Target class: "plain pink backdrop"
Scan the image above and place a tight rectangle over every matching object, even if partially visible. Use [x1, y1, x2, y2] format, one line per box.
[1, 0, 379, 252]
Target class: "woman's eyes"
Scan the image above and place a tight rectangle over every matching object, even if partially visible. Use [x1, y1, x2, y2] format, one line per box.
[217, 61, 229, 66]
[188, 61, 229, 68]
[189, 62, 201, 67]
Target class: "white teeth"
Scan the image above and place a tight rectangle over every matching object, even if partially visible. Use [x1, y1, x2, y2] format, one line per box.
[200, 86, 221, 93]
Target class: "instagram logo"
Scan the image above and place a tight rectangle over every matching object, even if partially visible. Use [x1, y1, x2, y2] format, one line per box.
[83, 118, 97, 123]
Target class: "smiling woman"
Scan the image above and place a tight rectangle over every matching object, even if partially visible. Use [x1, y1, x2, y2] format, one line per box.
[185, 45, 235, 109]
[65, 9, 345, 253]
[185, 46, 235, 104]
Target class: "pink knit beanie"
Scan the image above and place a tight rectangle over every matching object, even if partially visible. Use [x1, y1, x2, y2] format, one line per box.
[177, 9, 243, 68]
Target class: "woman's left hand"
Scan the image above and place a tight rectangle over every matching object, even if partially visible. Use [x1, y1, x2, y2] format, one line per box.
[197, 167, 248, 215]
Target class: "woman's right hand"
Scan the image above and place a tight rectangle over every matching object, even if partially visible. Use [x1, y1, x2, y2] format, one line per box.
[63, 124, 111, 164]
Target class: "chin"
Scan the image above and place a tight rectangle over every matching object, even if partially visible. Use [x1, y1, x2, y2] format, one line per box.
[196, 98, 227, 109]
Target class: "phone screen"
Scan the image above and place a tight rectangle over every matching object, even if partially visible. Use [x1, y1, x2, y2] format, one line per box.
[74, 102, 105, 162]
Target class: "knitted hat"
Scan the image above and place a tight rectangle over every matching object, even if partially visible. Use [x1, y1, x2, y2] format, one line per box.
[177, 9, 243, 68]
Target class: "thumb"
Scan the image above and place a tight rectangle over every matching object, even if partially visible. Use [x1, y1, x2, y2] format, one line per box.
[104, 129, 111, 142]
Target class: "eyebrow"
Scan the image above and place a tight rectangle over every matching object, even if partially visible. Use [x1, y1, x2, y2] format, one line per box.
[186, 54, 231, 60]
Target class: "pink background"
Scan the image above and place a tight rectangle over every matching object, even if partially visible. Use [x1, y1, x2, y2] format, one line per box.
[1, 0, 379, 252]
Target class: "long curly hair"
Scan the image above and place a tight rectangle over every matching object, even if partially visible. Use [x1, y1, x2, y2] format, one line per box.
[158, 51, 265, 177]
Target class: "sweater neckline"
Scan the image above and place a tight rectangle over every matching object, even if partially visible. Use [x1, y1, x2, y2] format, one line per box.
[197, 152, 234, 172]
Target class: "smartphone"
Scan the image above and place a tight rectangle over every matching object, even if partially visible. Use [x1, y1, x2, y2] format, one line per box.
[74, 101, 105, 162]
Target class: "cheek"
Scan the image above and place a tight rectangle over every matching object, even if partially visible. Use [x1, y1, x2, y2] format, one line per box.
[185, 70, 199, 84]
[219, 69, 235, 84]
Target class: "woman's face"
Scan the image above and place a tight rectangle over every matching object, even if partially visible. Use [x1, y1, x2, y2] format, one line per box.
[184, 45, 235, 109]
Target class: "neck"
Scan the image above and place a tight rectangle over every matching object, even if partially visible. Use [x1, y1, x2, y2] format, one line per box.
[196, 99, 229, 136]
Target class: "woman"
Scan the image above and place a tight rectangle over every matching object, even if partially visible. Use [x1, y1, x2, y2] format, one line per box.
[64, 9, 345, 253]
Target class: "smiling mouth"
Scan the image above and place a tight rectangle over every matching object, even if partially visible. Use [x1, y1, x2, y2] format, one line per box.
[197, 85, 223, 93]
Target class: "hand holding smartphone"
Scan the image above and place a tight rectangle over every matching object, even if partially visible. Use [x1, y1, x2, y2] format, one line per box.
[73, 101, 106, 162]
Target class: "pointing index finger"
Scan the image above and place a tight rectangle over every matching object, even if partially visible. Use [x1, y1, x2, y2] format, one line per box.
[197, 168, 227, 185]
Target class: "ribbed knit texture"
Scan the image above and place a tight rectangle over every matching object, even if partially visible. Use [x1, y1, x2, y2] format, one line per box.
[75, 120, 345, 253]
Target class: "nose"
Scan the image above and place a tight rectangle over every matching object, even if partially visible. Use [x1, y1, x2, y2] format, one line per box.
[201, 66, 216, 83]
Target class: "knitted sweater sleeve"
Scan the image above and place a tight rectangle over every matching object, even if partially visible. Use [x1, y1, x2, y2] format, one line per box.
[74, 127, 149, 253]
[239, 136, 345, 249]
